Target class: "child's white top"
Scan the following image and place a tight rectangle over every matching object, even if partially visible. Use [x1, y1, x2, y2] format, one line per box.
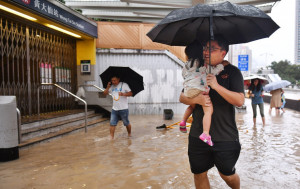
[182, 59, 224, 93]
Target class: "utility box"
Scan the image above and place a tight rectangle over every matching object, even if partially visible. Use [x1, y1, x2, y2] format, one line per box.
[163, 109, 174, 120]
[0, 96, 19, 161]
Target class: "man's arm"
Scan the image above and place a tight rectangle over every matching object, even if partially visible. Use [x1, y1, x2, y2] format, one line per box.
[103, 82, 111, 96]
[206, 74, 245, 107]
[119, 83, 133, 97]
[213, 86, 244, 107]
[119, 91, 133, 97]
[179, 92, 212, 107]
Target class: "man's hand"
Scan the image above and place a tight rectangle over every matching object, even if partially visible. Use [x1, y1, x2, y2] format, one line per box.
[206, 74, 245, 107]
[103, 82, 111, 96]
[107, 82, 112, 89]
[206, 74, 219, 90]
[197, 93, 212, 107]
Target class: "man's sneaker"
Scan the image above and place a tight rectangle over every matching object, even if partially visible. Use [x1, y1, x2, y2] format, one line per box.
[179, 121, 187, 133]
[199, 133, 213, 146]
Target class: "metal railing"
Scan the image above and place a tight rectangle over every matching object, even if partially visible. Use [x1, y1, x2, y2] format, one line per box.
[38, 83, 88, 133]
[16, 108, 21, 144]
[81, 84, 113, 97]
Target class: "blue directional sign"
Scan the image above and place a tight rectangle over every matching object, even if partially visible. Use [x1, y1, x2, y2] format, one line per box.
[238, 55, 248, 71]
[10, 0, 98, 38]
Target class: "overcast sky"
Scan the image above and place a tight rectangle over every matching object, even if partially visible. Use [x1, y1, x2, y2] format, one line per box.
[245, 0, 296, 70]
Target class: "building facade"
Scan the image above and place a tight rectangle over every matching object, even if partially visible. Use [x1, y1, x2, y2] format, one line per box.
[93, 49, 187, 115]
[296, 0, 300, 65]
[228, 44, 253, 76]
[0, 0, 98, 117]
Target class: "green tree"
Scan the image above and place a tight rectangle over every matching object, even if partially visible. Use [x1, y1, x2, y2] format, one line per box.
[56, 0, 65, 4]
[268, 60, 300, 85]
[75, 9, 82, 13]
[257, 67, 263, 74]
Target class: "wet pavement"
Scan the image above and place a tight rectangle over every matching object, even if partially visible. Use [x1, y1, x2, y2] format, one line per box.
[0, 98, 300, 189]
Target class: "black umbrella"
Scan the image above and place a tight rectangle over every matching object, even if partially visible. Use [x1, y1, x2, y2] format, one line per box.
[147, 1, 279, 46]
[100, 66, 144, 97]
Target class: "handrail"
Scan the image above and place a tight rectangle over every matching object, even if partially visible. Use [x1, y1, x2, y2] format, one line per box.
[81, 84, 113, 97]
[38, 83, 88, 133]
[16, 108, 21, 144]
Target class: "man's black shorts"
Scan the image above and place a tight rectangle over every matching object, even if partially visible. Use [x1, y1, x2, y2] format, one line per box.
[188, 135, 241, 176]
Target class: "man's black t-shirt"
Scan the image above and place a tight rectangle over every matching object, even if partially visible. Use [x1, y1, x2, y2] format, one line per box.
[189, 64, 244, 141]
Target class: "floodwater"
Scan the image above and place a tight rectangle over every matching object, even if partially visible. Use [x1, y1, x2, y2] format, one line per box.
[0, 99, 300, 189]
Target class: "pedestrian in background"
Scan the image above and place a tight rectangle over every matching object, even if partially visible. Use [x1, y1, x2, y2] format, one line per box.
[280, 89, 286, 113]
[269, 88, 282, 114]
[248, 79, 265, 126]
[103, 75, 133, 139]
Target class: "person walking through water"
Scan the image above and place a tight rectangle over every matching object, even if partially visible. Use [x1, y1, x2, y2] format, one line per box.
[179, 41, 224, 147]
[103, 75, 133, 139]
[180, 35, 244, 189]
[269, 88, 282, 114]
[280, 89, 286, 113]
[248, 79, 266, 126]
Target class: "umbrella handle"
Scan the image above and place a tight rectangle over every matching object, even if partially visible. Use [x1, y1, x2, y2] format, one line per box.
[208, 12, 214, 74]
[210, 12, 214, 41]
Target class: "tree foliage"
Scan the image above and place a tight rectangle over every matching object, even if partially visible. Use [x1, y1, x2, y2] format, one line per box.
[257, 67, 263, 74]
[75, 9, 82, 13]
[56, 0, 65, 4]
[267, 60, 300, 85]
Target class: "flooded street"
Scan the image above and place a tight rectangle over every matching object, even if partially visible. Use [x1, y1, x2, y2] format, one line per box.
[1, 98, 300, 189]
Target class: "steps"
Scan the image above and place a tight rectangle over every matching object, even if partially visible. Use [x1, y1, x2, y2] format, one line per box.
[19, 109, 109, 148]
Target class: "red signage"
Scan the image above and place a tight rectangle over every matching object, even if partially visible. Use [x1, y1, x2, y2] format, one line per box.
[21, 0, 30, 5]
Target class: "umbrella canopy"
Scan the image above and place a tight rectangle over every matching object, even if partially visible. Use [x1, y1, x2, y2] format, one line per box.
[147, 1, 279, 46]
[263, 80, 291, 92]
[244, 75, 269, 87]
[100, 66, 144, 97]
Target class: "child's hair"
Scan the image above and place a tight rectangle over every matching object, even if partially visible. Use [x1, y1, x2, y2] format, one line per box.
[185, 41, 204, 68]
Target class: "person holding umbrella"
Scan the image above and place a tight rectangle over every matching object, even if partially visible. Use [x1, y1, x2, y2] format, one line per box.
[103, 75, 133, 139]
[269, 88, 283, 114]
[180, 35, 244, 188]
[264, 80, 291, 114]
[248, 79, 266, 126]
[147, 2, 279, 187]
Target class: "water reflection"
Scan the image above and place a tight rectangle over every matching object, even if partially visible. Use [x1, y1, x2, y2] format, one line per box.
[237, 99, 300, 188]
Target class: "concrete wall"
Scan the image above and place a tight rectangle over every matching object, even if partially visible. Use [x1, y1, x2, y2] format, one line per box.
[263, 95, 300, 112]
[96, 22, 187, 62]
[85, 49, 188, 115]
